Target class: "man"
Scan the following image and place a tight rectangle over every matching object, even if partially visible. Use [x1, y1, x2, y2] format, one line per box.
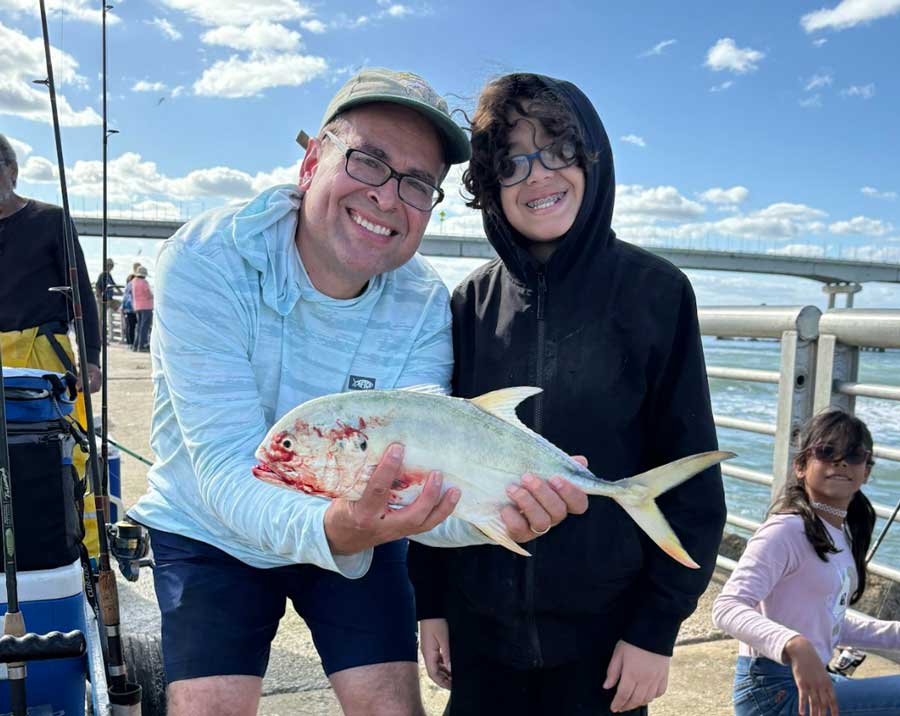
[127, 69, 588, 716]
[94, 257, 122, 337]
[0, 131, 103, 557]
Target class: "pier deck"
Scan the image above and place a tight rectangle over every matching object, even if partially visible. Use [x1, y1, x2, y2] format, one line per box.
[106, 344, 898, 715]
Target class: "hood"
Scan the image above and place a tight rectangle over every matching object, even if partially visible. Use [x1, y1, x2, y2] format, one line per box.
[482, 75, 616, 286]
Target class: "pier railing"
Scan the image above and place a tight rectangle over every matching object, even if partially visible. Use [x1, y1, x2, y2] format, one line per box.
[699, 306, 900, 584]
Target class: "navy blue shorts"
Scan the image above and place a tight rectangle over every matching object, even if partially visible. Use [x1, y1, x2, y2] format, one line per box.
[148, 528, 417, 683]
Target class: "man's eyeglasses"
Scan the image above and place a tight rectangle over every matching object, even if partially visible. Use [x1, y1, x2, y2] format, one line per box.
[498, 139, 578, 188]
[810, 443, 873, 466]
[324, 131, 443, 212]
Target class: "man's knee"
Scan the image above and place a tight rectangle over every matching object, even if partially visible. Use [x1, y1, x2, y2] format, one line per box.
[167, 674, 262, 716]
[330, 661, 425, 716]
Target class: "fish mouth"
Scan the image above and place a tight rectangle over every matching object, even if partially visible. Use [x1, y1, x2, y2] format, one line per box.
[252, 462, 291, 485]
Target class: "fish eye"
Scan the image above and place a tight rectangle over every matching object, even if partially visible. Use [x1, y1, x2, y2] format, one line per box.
[282, 438, 293, 450]
[359, 439, 367, 451]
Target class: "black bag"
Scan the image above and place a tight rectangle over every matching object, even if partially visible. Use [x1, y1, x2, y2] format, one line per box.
[2, 368, 86, 571]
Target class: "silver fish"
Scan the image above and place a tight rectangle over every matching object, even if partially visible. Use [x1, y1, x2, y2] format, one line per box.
[253, 386, 734, 567]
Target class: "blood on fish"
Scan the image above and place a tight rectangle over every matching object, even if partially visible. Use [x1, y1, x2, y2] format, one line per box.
[389, 467, 432, 505]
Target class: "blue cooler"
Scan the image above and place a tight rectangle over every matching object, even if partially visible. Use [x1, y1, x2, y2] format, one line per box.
[0, 560, 87, 715]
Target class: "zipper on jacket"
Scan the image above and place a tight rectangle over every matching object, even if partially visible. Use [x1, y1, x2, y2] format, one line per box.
[526, 268, 548, 668]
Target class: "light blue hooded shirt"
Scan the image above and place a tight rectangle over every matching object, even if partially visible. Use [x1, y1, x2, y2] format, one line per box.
[128, 185, 486, 577]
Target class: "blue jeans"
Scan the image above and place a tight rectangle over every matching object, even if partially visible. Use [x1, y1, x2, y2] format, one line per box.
[734, 655, 900, 716]
[133, 309, 152, 350]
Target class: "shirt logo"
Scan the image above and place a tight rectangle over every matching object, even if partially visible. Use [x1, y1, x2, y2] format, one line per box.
[349, 375, 376, 390]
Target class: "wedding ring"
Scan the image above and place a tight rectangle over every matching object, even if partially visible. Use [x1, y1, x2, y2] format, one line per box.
[529, 524, 551, 536]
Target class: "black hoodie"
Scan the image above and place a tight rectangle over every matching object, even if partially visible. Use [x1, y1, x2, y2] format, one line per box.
[407, 76, 725, 670]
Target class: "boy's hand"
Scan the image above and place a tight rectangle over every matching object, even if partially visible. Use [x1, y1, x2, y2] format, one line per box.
[784, 636, 838, 716]
[603, 640, 670, 712]
[420, 618, 452, 689]
[501, 455, 590, 541]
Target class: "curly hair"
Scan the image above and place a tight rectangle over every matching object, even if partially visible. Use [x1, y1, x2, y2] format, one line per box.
[463, 74, 593, 221]
[772, 409, 876, 604]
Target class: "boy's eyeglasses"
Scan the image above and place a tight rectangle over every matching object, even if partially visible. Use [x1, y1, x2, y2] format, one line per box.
[324, 131, 443, 212]
[498, 139, 578, 187]
[810, 444, 872, 465]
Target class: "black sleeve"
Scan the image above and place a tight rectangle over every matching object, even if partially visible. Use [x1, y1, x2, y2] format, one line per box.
[72, 226, 101, 365]
[621, 278, 726, 655]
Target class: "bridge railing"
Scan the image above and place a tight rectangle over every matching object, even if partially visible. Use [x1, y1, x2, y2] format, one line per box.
[699, 306, 900, 584]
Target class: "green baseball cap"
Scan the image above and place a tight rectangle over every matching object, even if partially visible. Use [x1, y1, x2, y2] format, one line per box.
[318, 68, 470, 165]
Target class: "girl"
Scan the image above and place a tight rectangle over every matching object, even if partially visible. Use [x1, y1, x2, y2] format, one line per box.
[407, 73, 725, 715]
[713, 410, 900, 716]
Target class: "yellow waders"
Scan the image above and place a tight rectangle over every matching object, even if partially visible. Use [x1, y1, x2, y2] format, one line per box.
[1, 326, 101, 557]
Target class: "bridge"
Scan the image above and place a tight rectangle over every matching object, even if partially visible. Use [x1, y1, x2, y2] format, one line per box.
[74, 217, 900, 291]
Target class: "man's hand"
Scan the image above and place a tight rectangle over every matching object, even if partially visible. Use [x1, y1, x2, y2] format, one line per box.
[76, 362, 102, 393]
[500, 455, 590, 542]
[420, 618, 452, 689]
[784, 636, 838, 716]
[323, 444, 459, 555]
[603, 640, 670, 712]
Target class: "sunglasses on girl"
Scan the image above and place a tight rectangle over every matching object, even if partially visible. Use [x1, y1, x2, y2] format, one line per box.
[810, 443, 872, 465]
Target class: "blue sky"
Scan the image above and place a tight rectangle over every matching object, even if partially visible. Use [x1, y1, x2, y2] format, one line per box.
[2, 0, 900, 306]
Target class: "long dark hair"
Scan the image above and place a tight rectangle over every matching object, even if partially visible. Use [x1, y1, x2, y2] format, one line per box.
[463, 73, 594, 221]
[772, 409, 876, 604]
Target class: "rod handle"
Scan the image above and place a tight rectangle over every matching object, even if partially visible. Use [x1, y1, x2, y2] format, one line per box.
[0, 629, 86, 663]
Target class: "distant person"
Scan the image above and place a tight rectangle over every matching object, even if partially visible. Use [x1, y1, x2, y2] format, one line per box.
[713, 409, 900, 716]
[120, 264, 139, 346]
[407, 73, 725, 716]
[130, 265, 153, 352]
[0, 130, 103, 555]
[126, 68, 587, 716]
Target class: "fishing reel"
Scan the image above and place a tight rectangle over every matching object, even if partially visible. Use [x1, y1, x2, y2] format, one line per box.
[107, 520, 153, 582]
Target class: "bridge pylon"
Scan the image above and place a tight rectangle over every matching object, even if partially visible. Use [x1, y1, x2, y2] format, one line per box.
[822, 281, 862, 308]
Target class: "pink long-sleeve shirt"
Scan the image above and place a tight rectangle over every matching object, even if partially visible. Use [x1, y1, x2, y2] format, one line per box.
[713, 513, 900, 665]
[131, 276, 154, 311]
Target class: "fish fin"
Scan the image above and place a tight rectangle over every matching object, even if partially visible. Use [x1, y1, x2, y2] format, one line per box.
[470, 387, 543, 433]
[474, 518, 531, 557]
[398, 384, 450, 396]
[602, 450, 735, 570]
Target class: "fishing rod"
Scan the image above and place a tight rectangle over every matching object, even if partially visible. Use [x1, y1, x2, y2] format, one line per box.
[36, 1, 140, 712]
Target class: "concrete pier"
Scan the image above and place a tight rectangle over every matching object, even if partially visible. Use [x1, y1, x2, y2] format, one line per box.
[105, 344, 899, 715]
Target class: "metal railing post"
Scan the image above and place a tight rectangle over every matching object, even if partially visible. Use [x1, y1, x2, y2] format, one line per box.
[813, 333, 859, 414]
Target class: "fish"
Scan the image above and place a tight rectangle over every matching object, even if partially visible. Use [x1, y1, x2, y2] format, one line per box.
[253, 386, 734, 568]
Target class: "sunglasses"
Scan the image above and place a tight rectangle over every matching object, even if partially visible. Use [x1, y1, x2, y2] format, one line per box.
[810, 444, 872, 465]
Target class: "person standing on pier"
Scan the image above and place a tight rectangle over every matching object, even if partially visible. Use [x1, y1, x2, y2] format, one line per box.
[713, 410, 900, 716]
[407, 73, 726, 715]
[129, 265, 153, 351]
[127, 69, 587, 716]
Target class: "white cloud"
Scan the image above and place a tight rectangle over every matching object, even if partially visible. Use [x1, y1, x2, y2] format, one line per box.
[639, 39, 677, 57]
[620, 134, 646, 148]
[616, 185, 706, 222]
[158, 0, 314, 27]
[6, 136, 32, 159]
[19, 155, 57, 182]
[710, 81, 734, 93]
[829, 215, 894, 235]
[861, 186, 897, 200]
[201, 21, 302, 52]
[813, 37, 829, 46]
[132, 80, 169, 93]
[301, 19, 326, 33]
[146, 18, 183, 41]
[0, 0, 119, 25]
[705, 38, 765, 74]
[756, 203, 828, 221]
[193, 53, 328, 98]
[700, 186, 750, 205]
[800, 94, 823, 108]
[804, 73, 833, 91]
[801, 0, 900, 33]
[385, 4, 412, 17]
[0, 22, 100, 126]
[842, 83, 875, 98]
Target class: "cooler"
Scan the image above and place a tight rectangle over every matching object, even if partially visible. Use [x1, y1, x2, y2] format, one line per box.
[0, 560, 87, 715]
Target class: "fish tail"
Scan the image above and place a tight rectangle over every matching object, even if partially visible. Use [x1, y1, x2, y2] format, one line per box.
[595, 450, 734, 569]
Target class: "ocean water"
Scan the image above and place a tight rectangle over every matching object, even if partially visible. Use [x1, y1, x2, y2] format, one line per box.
[79, 243, 900, 569]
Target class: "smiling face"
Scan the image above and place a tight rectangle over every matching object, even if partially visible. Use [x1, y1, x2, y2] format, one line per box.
[296, 103, 445, 299]
[797, 443, 872, 512]
[499, 112, 585, 249]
